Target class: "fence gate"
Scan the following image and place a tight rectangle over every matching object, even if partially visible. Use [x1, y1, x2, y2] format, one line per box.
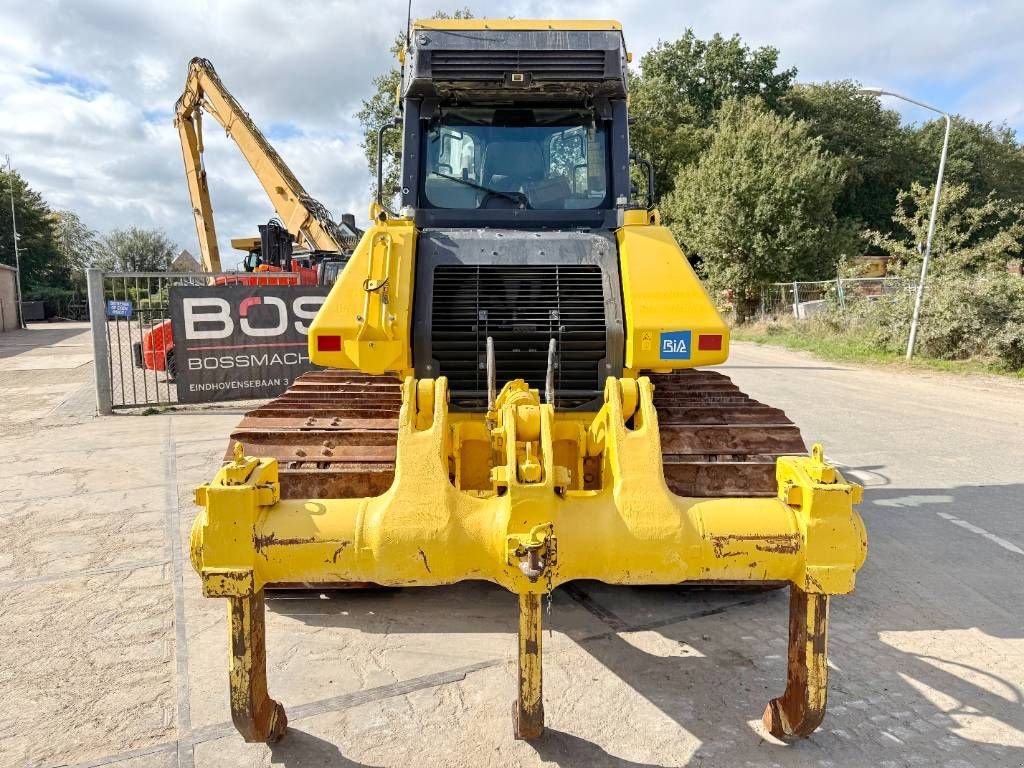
[86, 268, 308, 413]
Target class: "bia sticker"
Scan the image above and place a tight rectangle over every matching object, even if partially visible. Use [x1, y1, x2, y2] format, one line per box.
[659, 330, 692, 360]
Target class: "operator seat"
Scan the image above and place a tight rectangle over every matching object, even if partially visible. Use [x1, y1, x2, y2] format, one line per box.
[481, 141, 544, 192]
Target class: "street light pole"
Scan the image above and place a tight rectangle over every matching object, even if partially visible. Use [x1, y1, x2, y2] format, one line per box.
[858, 88, 951, 361]
[5, 155, 26, 329]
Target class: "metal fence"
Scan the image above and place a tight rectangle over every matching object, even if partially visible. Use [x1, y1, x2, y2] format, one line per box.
[86, 268, 301, 413]
[759, 277, 910, 319]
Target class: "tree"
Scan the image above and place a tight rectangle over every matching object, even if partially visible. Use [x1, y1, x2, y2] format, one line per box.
[662, 98, 847, 321]
[356, 8, 473, 205]
[0, 167, 65, 293]
[355, 67, 403, 205]
[782, 81, 916, 232]
[95, 227, 176, 272]
[629, 31, 797, 199]
[864, 181, 1024, 275]
[627, 71, 707, 202]
[54, 209, 100, 288]
[906, 117, 1024, 208]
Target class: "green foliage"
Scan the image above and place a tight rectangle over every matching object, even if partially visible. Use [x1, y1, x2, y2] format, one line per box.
[629, 31, 796, 199]
[0, 167, 66, 293]
[627, 71, 707, 201]
[736, 271, 1024, 374]
[355, 68, 403, 203]
[662, 98, 848, 320]
[54, 209, 100, 288]
[906, 117, 1024, 207]
[834, 271, 1024, 370]
[356, 8, 473, 204]
[781, 81, 916, 231]
[637, 30, 796, 124]
[21, 283, 78, 318]
[94, 227, 177, 272]
[864, 181, 1024, 274]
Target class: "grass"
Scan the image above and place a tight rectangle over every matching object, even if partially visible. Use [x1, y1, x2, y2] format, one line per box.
[731, 319, 1024, 379]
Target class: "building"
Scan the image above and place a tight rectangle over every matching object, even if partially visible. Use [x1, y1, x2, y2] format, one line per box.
[0, 263, 18, 331]
[171, 249, 202, 273]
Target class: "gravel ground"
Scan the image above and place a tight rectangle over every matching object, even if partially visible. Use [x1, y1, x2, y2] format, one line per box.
[2, 324, 1023, 768]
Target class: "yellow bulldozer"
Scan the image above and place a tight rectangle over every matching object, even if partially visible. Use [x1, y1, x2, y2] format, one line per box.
[189, 18, 867, 747]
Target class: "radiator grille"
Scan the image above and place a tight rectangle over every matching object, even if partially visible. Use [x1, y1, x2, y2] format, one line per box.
[431, 264, 607, 399]
[430, 49, 607, 82]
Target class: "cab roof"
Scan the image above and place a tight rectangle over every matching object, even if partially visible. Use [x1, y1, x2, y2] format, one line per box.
[412, 19, 622, 31]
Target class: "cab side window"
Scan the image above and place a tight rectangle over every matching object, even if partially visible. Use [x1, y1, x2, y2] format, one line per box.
[438, 129, 477, 181]
[545, 126, 606, 208]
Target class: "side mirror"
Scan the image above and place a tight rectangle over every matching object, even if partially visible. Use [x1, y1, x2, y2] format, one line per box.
[628, 153, 655, 210]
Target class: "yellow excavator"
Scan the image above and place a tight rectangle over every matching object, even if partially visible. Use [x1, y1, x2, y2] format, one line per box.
[189, 19, 867, 746]
[176, 56, 358, 272]
[135, 58, 362, 378]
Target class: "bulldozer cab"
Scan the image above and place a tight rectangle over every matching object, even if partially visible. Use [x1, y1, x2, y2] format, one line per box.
[399, 22, 630, 232]
[422, 107, 609, 212]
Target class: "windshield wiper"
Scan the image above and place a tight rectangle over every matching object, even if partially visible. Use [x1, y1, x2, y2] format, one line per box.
[432, 171, 530, 209]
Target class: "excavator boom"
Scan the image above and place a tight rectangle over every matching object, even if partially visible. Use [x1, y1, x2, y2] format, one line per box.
[174, 57, 352, 271]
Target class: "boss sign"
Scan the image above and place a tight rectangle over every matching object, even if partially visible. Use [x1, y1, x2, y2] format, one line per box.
[169, 284, 330, 403]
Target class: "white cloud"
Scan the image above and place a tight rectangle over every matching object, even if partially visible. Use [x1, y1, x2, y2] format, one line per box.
[0, 0, 1021, 269]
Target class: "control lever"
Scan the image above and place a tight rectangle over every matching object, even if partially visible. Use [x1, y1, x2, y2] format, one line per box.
[545, 338, 556, 407]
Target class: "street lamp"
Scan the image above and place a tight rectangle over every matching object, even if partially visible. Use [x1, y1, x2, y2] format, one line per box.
[858, 87, 951, 361]
[5, 155, 26, 329]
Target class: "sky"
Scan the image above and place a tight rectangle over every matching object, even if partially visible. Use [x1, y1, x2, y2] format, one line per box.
[1, 0, 1022, 269]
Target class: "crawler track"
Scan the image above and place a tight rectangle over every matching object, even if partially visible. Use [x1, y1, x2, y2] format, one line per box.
[225, 370, 805, 499]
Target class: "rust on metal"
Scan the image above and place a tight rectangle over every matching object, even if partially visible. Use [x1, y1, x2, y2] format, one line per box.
[253, 532, 351, 554]
[514, 592, 544, 740]
[225, 369, 805, 501]
[328, 542, 350, 563]
[228, 590, 288, 742]
[709, 532, 802, 559]
[226, 371, 400, 499]
[649, 370, 806, 498]
[762, 586, 830, 740]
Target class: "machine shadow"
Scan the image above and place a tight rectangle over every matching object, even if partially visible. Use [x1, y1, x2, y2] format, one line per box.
[263, 482, 1024, 765]
[530, 728, 668, 768]
[0, 324, 89, 358]
[268, 727, 385, 768]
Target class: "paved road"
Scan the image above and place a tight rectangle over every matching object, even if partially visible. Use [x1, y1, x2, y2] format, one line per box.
[0, 322, 95, 428]
[1, 328, 1023, 767]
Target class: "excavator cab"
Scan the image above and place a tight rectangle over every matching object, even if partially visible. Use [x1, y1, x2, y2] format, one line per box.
[190, 19, 867, 748]
[237, 219, 294, 273]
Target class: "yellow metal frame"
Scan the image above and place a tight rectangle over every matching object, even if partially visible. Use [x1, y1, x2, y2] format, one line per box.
[618, 220, 730, 371]
[307, 213, 731, 378]
[192, 376, 867, 742]
[307, 217, 417, 375]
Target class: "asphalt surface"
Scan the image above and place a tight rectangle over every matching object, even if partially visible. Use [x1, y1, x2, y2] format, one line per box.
[1, 324, 1023, 767]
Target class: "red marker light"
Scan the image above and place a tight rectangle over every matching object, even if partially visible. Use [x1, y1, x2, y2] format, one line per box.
[698, 334, 723, 351]
[316, 334, 342, 352]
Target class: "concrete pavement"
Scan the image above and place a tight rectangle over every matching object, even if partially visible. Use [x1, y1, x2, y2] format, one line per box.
[1, 326, 1022, 767]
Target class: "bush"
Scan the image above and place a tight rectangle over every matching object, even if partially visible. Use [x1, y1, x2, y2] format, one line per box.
[23, 284, 77, 318]
[834, 272, 1024, 370]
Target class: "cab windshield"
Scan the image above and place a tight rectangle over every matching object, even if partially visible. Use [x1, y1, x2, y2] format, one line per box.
[422, 106, 609, 210]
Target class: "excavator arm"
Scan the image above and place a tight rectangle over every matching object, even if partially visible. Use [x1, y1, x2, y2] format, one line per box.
[174, 57, 349, 272]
